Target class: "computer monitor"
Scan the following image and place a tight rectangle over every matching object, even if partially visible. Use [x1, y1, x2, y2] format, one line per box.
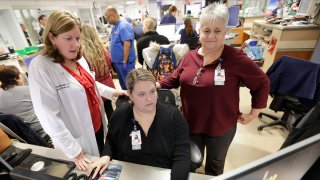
[266, 0, 279, 11]
[215, 133, 320, 180]
[228, 5, 240, 27]
[156, 24, 176, 41]
[185, 2, 202, 17]
[296, 0, 318, 17]
[175, 23, 185, 36]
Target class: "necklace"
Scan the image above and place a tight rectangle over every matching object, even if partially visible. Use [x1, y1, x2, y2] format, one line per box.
[73, 67, 79, 72]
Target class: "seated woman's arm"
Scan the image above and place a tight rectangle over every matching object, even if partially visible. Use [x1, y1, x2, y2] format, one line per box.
[171, 108, 191, 179]
[89, 127, 113, 178]
[89, 107, 125, 178]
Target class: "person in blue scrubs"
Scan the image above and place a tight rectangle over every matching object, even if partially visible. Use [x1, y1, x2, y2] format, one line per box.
[104, 7, 136, 90]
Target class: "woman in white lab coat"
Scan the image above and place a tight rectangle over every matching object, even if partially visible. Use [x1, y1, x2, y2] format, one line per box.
[28, 10, 127, 172]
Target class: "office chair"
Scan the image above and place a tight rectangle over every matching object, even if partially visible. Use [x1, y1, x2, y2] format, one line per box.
[258, 56, 320, 131]
[157, 88, 176, 107]
[116, 89, 179, 110]
[279, 102, 320, 180]
[0, 113, 49, 147]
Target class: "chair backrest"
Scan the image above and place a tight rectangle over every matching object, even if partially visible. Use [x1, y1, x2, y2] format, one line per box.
[0, 113, 48, 147]
[281, 101, 320, 149]
[157, 89, 176, 107]
[115, 95, 131, 109]
[116, 89, 177, 109]
[186, 36, 199, 50]
[267, 55, 320, 103]
[267, 56, 320, 113]
[0, 123, 26, 143]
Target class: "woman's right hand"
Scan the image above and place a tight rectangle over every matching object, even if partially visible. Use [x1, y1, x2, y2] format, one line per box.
[73, 151, 92, 172]
[89, 156, 111, 179]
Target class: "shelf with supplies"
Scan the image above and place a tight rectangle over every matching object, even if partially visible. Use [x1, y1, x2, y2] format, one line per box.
[250, 20, 320, 72]
[230, 16, 265, 46]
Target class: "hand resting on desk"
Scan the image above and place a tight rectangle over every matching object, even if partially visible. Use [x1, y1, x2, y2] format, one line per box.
[73, 151, 93, 172]
[89, 156, 111, 179]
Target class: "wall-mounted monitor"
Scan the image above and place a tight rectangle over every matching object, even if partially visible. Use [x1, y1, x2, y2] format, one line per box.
[296, 0, 318, 17]
[185, 2, 202, 17]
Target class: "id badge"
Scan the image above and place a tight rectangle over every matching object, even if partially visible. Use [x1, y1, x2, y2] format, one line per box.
[131, 130, 142, 150]
[214, 69, 225, 86]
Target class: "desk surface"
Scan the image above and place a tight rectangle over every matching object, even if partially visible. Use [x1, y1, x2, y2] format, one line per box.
[253, 20, 320, 30]
[13, 142, 214, 180]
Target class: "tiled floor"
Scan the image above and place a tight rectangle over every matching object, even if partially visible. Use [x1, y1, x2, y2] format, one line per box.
[225, 87, 288, 172]
[112, 72, 288, 175]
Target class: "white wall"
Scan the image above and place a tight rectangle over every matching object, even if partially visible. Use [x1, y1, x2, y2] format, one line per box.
[124, 4, 144, 20]
[0, 9, 28, 50]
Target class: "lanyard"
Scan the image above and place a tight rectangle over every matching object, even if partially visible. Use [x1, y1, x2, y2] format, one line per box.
[216, 58, 223, 70]
[131, 118, 138, 131]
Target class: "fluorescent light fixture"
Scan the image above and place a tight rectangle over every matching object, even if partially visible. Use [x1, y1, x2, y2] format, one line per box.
[126, 1, 136, 5]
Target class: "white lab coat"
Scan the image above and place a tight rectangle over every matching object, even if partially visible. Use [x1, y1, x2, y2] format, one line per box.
[28, 55, 116, 159]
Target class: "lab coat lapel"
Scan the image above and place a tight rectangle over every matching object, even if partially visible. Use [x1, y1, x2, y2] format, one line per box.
[55, 63, 82, 88]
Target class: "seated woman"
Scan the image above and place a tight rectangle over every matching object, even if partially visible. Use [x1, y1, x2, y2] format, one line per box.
[136, 17, 170, 66]
[179, 18, 198, 50]
[0, 65, 47, 139]
[90, 68, 191, 180]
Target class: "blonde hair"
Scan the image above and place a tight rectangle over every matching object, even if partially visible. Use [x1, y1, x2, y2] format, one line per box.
[41, 10, 82, 63]
[143, 17, 157, 32]
[126, 68, 156, 93]
[80, 24, 107, 76]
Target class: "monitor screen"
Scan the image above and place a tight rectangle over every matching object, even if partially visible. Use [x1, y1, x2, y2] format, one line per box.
[156, 24, 176, 41]
[228, 5, 240, 27]
[185, 2, 202, 17]
[266, 0, 279, 11]
[296, 0, 317, 16]
[215, 133, 320, 180]
[175, 23, 185, 36]
[16, 154, 75, 179]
